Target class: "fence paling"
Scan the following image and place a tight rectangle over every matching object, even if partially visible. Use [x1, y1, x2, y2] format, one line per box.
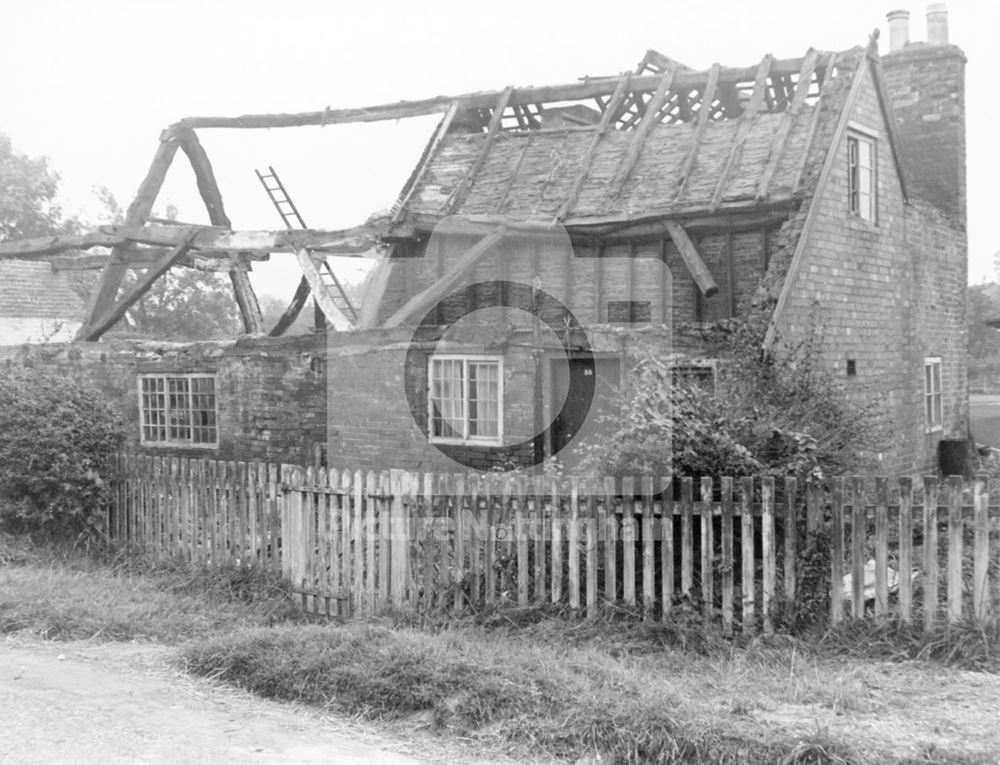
[108, 458, 999, 629]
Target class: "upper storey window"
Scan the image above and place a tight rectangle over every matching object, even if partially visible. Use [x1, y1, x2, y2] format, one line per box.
[847, 132, 877, 222]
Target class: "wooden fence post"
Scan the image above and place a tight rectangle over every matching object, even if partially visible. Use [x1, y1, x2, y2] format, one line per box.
[681, 477, 694, 598]
[874, 476, 889, 617]
[641, 476, 655, 619]
[602, 476, 617, 605]
[923, 476, 939, 629]
[720, 476, 734, 634]
[518, 476, 531, 608]
[377, 471, 391, 609]
[783, 477, 798, 608]
[660, 477, 674, 621]
[830, 477, 844, 624]
[389, 469, 409, 608]
[585, 479, 598, 619]
[700, 477, 714, 621]
[761, 476, 775, 633]
[280, 465, 305, 592]
[973, 476, 990, 622]
[850, 477, 866, 619]
[622, 477, 636, 607]
[568, 477, 581, 612]
[740, 477, 755, 630]
[947, 475, 964, 623]
[898, 476, 913, 622]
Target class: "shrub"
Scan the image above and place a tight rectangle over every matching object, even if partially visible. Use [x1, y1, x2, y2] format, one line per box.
[0, 362, 126, 537]
[578, 311, 882, 480]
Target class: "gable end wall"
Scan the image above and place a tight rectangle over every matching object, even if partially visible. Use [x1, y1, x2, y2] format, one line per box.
[773, 62, 967, 474]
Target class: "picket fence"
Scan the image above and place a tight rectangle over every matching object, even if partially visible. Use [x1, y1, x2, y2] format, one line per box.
[108, 454, 1000, 631]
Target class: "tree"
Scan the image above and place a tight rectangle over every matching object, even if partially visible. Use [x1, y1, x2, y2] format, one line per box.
[74, 190, 245, 341]
[0, 133, 77, 240]
[113, 269, 244, 340]
[967, 284, 1000, 360]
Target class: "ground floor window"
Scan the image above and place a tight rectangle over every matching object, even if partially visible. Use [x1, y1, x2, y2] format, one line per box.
[428, 356, 502, 444]
[924, 357, 942, 431]
[139, 374, 218, 446]
[672, 363, 717, 395]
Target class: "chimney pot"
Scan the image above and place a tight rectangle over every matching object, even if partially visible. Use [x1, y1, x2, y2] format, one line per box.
[927, 3, 949, 45]
[887, 9, 910, 52]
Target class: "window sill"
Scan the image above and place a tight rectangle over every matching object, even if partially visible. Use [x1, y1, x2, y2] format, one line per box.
[846, 215, 879, 231]
[924, 426, 943, 436]
[140, 441, 219, 450]
[430, 438, 503, 448]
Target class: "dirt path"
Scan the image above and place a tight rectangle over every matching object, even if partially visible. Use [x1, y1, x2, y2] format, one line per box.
[0, 638, 496, 765]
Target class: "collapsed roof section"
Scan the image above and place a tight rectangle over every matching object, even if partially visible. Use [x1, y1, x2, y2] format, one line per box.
[0, 44, 884, 341]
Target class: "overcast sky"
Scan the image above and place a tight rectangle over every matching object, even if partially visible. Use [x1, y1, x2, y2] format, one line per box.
[2, 0, 996, 297]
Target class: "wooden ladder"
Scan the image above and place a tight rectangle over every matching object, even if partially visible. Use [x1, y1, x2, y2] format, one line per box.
[255, 166, 358, 326]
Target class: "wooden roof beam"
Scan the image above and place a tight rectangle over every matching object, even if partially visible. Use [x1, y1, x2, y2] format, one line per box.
[665, 221, 718, 297]
[0, 223, 385, 259]
[383, 226, 507, 328]
[674, 63, 721, 200]
[607, 68, 678, 199]
[709, 55, 773, 211]
[170, 55, 822, 131]
[443, 88, 513, 214]
[756, 49, 819, 201]
[177, 127, 263, 334]
[77, 132, 181, 341]
[294, 249, 353, 331]
[555, 73, 632, 221]
[394, 101, 461, 223]
[85, 231, 199, 340]
[48, 249, 268, 271]
[791, 50, 843, 193]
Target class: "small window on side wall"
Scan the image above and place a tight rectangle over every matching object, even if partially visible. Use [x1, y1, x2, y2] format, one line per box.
[139, 374, 218, 446]
[924, 357, 942, 432]
[848, 132, 877, 222]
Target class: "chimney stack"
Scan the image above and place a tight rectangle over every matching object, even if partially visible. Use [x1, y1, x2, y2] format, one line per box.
[887, 9, 910, 52]
[882, 3, 965, 222]
[927, 3, 949, 44]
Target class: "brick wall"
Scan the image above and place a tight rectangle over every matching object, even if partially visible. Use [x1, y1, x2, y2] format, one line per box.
[322, 325, 677, 474]
[0, 334, 329, 465]
[773, 61, 967, 474]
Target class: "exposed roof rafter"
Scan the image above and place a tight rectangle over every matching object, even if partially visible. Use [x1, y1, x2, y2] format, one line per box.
[756, 49, 820, 201]
[674, 63, 721, 201]
[607, 68, 678, 199]
[709, 54, 774, 211]
[555, 73, 633, 221]
[442, 88, 513, 214]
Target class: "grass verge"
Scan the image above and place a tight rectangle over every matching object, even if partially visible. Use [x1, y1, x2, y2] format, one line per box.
[0, 534, 307, 641]
[4, 533, 997, 764]
[180, 622, 828, 764]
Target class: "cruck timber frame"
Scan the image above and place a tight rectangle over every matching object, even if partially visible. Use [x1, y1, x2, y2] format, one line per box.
[0, 47, 837, 340]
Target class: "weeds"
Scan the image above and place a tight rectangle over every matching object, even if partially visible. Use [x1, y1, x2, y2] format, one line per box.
[0, 533, 306, 641]
[181, 622, 815, 764]
[5, 532, 998, 764]
[820, 616, 1000, 672]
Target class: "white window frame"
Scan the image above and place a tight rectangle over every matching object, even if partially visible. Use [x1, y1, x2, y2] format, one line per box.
[427, 355, 503, 446]
[924, 357, 943, 433]
[138, 373, 219, 447]
[847, 129, 877, 223]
